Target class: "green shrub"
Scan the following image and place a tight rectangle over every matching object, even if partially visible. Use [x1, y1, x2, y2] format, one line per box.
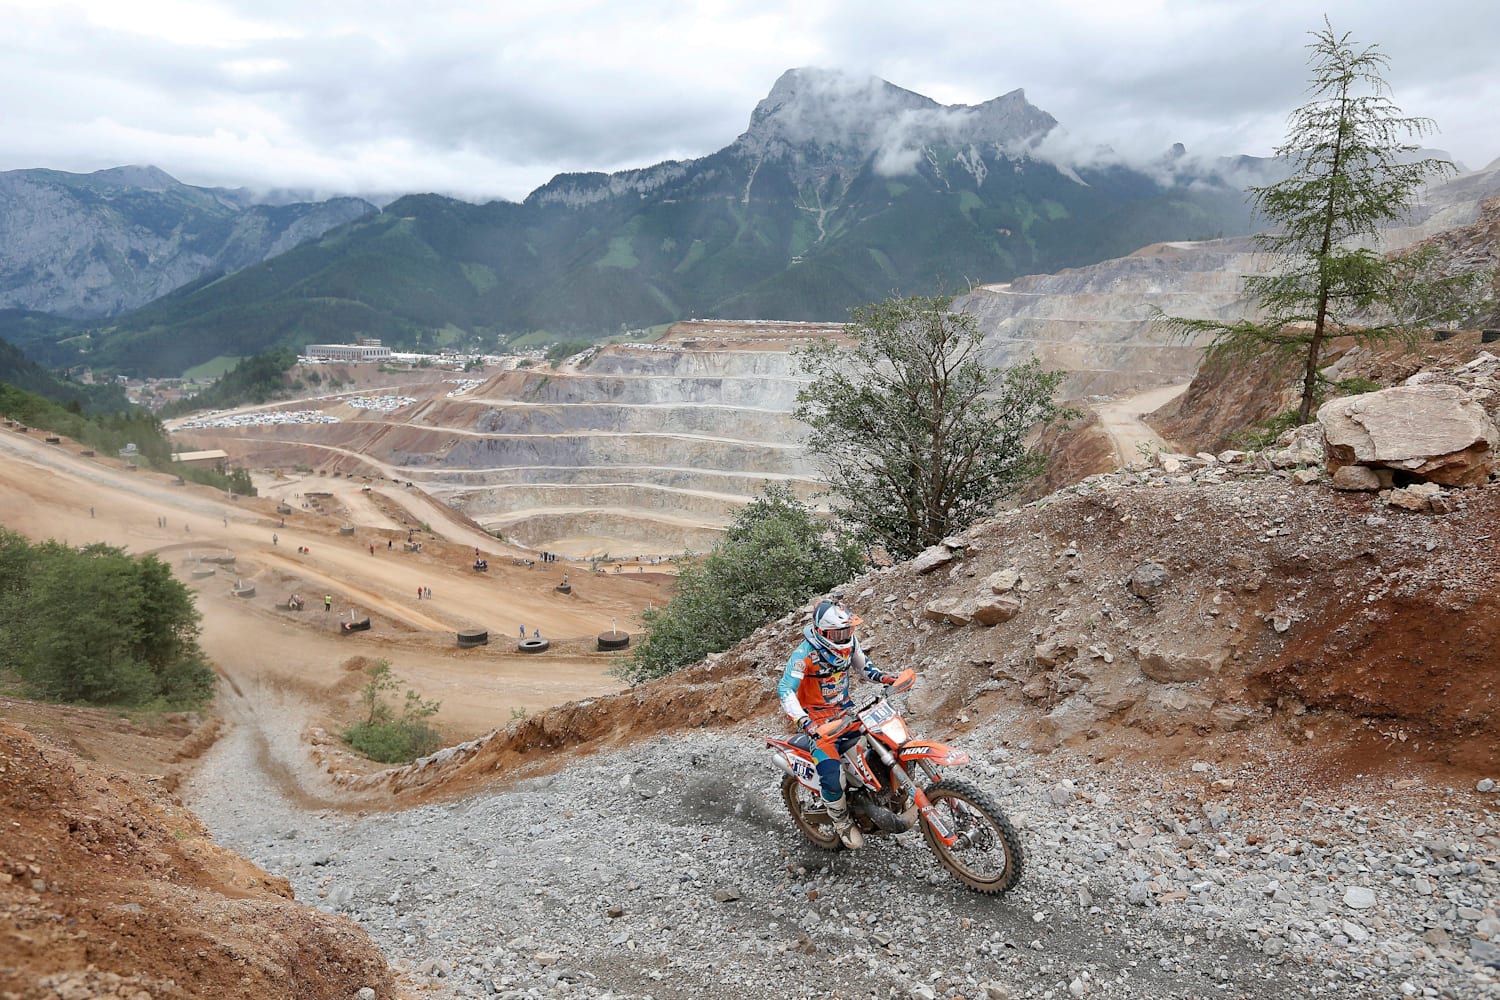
[341, 660, 442, 763]
[0, 531, 215, 708]
[344, 718, 443, 763]
[1333, 375, 1382, 396]
[617, 484, 866, 684]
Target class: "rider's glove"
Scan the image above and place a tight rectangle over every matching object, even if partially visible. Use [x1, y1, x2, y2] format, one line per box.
[798, 716, 818, 738]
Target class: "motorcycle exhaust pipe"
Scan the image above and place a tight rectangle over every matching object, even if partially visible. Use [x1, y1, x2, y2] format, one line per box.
[766, 752, 798, 782]
[852, 797, 910, 834]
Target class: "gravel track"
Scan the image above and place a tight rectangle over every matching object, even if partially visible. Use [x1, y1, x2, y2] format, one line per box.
[182, 699, 1499, 1000]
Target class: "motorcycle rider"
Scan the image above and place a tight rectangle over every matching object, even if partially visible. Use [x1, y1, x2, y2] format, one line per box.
[778, 598, 908, 849]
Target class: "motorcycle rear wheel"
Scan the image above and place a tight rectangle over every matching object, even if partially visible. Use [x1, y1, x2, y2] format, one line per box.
[919, 778, 1024, 894]
[780, 775, 841, 851]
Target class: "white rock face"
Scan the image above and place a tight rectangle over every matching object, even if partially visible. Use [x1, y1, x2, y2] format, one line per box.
[1317, 384, 1499, 487]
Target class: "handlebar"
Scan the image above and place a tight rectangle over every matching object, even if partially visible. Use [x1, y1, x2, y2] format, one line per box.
[810, 676, 918, 739]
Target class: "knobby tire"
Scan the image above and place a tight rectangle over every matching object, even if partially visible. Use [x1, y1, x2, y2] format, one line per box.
[919, 777, 1024, 895]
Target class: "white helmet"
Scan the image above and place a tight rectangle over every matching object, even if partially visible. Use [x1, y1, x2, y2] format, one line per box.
[810, 599, 858, 662]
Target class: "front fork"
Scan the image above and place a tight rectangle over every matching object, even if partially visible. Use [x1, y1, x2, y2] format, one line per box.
[867, 740, 959, 847]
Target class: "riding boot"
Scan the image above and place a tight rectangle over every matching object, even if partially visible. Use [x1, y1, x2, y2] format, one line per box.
[825, 794, 864, 850]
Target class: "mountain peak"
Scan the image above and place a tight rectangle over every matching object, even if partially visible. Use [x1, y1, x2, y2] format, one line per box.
[736, 68, 1058, 177]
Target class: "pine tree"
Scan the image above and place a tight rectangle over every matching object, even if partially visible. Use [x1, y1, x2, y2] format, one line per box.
[1158, 19, 1485, 422]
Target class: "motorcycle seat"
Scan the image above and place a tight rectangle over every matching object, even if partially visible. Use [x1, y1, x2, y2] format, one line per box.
[787, 733, 815, 752]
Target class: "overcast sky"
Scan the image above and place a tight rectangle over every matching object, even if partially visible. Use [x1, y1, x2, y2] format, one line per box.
[3, 0, 1495, 204]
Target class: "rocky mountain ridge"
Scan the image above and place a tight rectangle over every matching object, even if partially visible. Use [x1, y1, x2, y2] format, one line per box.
[16, 68, 1271, 374]
[0, 165, 376, 319]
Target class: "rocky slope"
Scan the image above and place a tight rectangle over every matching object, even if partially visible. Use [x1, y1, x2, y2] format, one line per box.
[185, 445, 1500, 1000]
[0, 721, 397, 999]
[0, 165, 374, 318]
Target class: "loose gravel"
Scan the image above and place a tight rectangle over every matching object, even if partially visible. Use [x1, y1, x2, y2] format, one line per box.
[184, 706, 1499, 1000]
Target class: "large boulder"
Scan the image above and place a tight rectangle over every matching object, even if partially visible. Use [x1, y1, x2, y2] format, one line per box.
[972, 593, 1023, 625]
[1318, 385, 1498, 487]
[1135, 644, 1228, 683]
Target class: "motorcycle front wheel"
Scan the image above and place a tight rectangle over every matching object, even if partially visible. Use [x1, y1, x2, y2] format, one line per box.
[780, 774, 841, 851]
[919, 778, 1024, 894]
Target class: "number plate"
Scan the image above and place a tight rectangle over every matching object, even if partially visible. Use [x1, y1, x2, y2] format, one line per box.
[859, 700, 895, 728]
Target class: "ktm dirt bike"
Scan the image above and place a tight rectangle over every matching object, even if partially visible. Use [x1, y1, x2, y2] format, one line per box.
[765, 675, 1024, 895]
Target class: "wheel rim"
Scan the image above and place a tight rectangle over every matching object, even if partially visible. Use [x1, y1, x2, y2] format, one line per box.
[927, 791, 1016, 886]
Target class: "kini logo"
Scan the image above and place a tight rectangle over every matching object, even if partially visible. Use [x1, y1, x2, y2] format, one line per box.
[903, 745, 935, 756]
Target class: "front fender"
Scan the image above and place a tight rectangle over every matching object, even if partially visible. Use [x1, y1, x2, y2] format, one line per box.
[897, 741, 970, 767]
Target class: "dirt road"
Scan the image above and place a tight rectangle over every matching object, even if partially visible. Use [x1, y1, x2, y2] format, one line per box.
[1092, 381, 1187, 466]
[0, 427, 645, 740]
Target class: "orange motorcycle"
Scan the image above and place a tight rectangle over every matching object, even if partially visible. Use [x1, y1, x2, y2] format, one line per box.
[765, 680, 1024, 894]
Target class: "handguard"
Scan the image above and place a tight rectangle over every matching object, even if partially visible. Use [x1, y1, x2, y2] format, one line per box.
[886, 668, 916, 693]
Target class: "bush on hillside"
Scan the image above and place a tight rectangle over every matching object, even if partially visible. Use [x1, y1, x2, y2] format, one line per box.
[0, 531, 215, 708]
[158, 347, 299, 417]
[342, 659, 443, 763]
[544, 339, 595, 365]
[618, 485, 866, 684]
[0, 382, 256, 496]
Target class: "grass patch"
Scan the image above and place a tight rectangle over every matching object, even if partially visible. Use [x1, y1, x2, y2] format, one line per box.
[182, 355, 244, 379]
[596, 236, 639, 270]
[459, 262, 497, 294]
[673, 239, 707, 274]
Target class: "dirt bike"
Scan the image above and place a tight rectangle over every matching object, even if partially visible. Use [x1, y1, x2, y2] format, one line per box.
[765, 674, 1024, 895]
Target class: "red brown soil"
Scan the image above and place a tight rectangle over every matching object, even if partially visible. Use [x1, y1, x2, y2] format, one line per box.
[0, 722, 398, 1000]
[1021, 409, 1116, 501]
[1150, 331, 1500, 453]
[1258, 588, 1500, 774]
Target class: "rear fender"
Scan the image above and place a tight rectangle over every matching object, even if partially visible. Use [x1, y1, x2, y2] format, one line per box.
[897, 741, 970, 768]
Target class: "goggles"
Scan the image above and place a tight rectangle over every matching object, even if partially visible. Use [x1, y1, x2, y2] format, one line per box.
[820, 626, 853, 644]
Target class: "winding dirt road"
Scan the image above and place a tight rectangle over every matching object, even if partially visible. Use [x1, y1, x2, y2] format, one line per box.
[0, 427, 654, 742]
[1092, 382, 1188, 466]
